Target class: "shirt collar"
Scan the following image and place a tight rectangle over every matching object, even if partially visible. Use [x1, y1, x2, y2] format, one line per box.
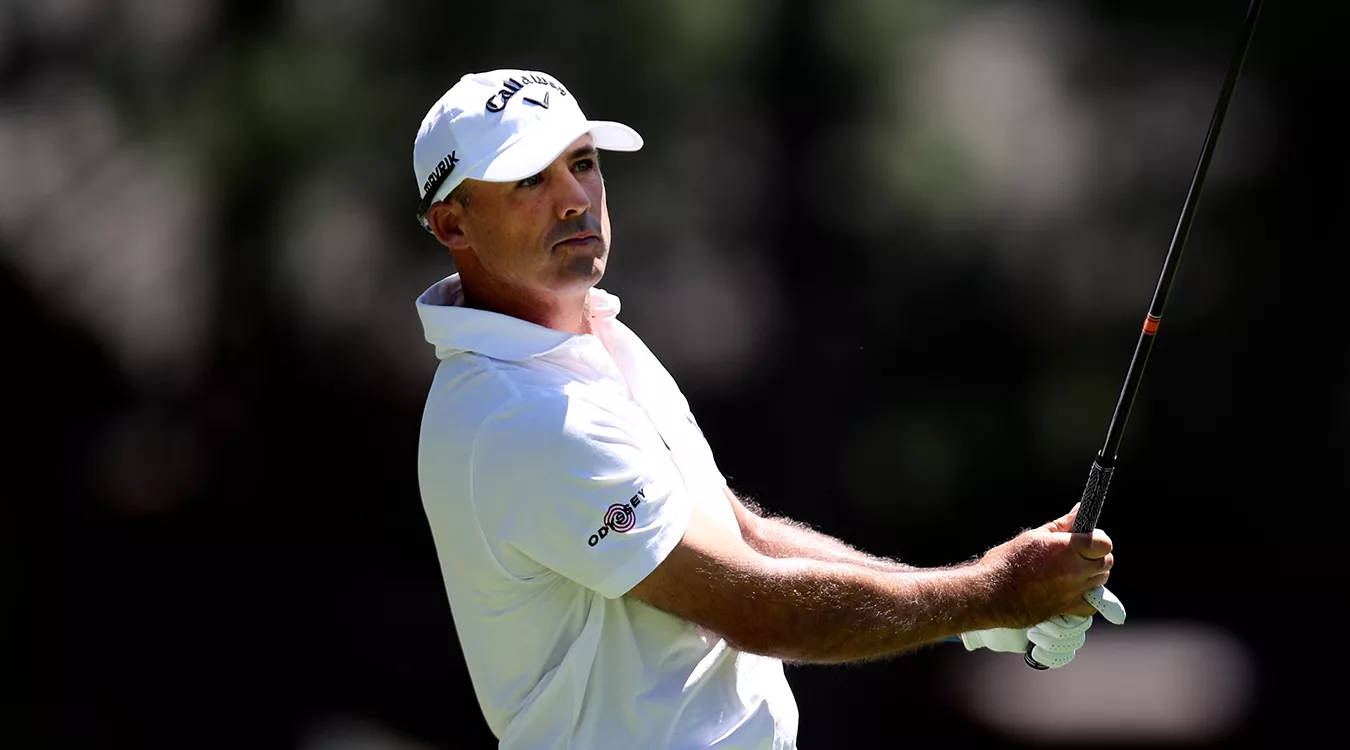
[415, 274, 622, 362]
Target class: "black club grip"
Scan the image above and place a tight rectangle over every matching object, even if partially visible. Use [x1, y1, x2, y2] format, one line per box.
[1024, 457, 1116, 670]
[1072, 458, 1115, 535]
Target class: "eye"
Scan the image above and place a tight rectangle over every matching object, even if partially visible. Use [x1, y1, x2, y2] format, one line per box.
[516, 173, 542, 188]
[573, 158, 596, 173]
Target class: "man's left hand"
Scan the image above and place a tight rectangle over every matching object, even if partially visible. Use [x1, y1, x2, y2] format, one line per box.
[960, 585, 1126, 668]
[961, 613, 1093, 668]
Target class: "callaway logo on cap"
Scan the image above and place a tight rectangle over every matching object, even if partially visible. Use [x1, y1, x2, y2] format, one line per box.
[412, 69, 644, 229]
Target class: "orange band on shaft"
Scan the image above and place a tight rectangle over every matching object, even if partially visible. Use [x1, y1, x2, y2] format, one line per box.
[1143, 315, 1161, 335]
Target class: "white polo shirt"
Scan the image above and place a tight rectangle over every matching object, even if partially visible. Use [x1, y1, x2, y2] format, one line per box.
[415, 275, 798, 749]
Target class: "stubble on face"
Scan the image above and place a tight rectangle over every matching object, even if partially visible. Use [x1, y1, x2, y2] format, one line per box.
[464, 137, 611, 298]
[436, 135, 617, 335]
[546, 211, 609, 284]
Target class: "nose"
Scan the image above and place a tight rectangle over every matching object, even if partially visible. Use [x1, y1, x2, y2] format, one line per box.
[552, 166, 591, 219]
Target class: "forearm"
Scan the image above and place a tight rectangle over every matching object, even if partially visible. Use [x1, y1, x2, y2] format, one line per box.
[730, 490, 916, 572]
[633, 495, 1112, 664]
[631, 493, 1033, 665]
[748, 515, 917, 572]
[710, 556, 999, 663]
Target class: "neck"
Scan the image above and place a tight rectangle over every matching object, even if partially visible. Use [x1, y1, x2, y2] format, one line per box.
[461, 276, 593, 335]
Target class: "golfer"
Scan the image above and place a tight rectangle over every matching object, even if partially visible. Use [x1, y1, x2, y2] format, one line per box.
[412, 69, 1124, 749]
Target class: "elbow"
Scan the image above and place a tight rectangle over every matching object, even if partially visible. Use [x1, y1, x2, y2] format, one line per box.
[708, 596, 811, 660]
[721, 626, 839, 664]
[718, 625, 778, 658]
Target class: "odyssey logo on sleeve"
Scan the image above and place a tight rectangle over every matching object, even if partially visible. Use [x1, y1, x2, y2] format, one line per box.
[587, 488, 645, 548]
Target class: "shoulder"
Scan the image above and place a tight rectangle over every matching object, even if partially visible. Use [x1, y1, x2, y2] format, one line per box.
[472, 384, 642, 471]
[422, 351, 650, 480]
[423, 352, 576, 434]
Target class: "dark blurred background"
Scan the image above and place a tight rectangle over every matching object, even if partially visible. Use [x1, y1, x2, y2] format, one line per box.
[6, 0, 1344, 747]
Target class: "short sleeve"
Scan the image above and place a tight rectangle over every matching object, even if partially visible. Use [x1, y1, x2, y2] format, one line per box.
[469, 392, 690, 598]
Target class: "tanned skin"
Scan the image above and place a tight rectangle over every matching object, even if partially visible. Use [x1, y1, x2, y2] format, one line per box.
[630, 492, 1109, 664]
[426, 133, 1115, 666]
[427, 134, 610, 336]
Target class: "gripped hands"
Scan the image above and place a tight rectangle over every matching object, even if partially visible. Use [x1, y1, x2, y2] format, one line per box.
[979, 505, 1114, 627]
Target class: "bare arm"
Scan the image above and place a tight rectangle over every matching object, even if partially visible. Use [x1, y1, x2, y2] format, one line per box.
[725, 488, 916, 572]
[626, 499, 1112, 664]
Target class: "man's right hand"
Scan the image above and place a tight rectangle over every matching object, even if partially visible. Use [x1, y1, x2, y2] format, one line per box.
[978, 505, 1115, 627]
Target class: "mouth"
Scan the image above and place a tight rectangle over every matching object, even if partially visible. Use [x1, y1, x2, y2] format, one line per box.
[553, 232, 600, 249]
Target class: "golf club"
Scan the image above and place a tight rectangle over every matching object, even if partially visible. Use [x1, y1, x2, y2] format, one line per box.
[1026, 0, 1264, 670]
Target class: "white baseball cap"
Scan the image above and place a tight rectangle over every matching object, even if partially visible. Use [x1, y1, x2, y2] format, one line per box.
[413, 69, 643, 228]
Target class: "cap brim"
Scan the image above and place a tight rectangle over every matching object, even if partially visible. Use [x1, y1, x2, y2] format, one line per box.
[478, 120, 643, 183]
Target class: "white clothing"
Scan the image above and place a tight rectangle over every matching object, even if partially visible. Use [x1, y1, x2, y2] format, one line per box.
[415, 275, 798, 749]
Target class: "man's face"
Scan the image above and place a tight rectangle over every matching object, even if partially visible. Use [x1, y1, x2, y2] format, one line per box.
[449, 134, 611, 299]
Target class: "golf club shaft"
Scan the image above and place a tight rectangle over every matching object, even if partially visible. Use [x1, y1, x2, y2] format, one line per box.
[1026, 0, 1263, 670]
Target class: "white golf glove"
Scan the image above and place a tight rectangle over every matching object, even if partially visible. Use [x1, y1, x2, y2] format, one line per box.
[959, 585, 1126, 669]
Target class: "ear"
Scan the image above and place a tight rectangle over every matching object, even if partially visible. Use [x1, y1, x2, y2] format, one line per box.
[426, 200, 470, 252]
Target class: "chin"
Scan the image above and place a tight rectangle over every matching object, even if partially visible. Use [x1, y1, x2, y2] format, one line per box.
[562, 255, 605, 285]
